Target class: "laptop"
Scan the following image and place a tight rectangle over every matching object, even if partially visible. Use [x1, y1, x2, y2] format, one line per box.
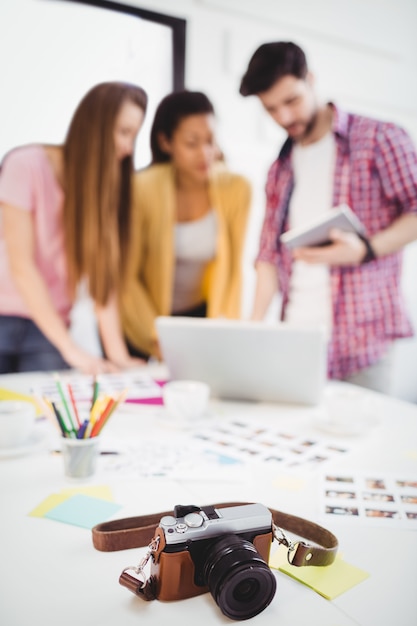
[156, 317, 327, 405]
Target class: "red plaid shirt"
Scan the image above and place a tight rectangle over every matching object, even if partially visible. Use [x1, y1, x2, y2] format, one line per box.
[257, 105, 417, 379]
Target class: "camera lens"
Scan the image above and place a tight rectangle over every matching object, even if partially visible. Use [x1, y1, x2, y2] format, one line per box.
[233, 577, 260, 603]
[203, 534, 276, 620]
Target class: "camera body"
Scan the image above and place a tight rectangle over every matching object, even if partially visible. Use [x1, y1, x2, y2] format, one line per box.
[150, 502, 276, 620]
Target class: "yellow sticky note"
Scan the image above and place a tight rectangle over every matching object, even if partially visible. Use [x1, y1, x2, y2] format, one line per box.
[0, 387, 43, 416]
[269, 546, 369, 600]
[29, 493, 71, 517]
[28, 486, 114, 517]
[60, 485, 114, 501]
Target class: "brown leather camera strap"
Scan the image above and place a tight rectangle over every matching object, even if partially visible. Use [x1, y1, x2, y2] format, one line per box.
[92, 501, 338, 568]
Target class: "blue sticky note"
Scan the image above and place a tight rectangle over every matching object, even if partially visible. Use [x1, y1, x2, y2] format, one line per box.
[44, 494, 122, 529]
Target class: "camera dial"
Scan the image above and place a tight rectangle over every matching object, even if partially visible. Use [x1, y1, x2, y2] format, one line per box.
[184, 512, 204, 527]
[160, 516, 177, 526]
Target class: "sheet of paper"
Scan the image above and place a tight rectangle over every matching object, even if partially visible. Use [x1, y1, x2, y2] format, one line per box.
[269, 546, 369, 600]
[101, 437, 248, 482]
[192, 417, 352, 472]
[43, 494, 122, 529]
[319, 472, 417, 529]
[95, 415, 354, 481]
[32, 371, 163, 404]
[29, 485, 115, 517]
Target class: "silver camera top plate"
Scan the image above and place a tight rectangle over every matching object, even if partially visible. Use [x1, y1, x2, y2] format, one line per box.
[160, 503, 272, 545]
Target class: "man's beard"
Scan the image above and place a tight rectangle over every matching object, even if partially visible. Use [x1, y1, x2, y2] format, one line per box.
[285, 109, 318, 143]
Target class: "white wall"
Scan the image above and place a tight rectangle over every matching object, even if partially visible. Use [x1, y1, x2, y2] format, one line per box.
[126, 0, 417, 401]
[0, 0, 173, 168]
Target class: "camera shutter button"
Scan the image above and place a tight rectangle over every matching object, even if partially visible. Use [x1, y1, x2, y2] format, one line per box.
[175, 523, 188, 533]
[184, 512, 204, 527]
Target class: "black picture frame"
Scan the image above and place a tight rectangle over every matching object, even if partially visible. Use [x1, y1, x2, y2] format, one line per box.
[56, 0, 186, 91]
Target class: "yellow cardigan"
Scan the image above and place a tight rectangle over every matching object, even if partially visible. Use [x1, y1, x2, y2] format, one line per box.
[120, 163, 251, 357]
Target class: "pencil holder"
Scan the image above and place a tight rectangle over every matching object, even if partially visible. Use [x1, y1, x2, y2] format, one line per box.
[61, 436, 100, 479]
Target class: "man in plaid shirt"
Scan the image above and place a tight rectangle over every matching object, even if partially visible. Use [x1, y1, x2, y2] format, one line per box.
[240, 41, 417, 392]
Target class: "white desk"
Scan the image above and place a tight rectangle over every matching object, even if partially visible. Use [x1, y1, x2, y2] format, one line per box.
[1, 368, 416, 626]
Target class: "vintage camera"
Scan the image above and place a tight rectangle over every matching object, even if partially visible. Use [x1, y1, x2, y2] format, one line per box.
[147, 502, 277, 620]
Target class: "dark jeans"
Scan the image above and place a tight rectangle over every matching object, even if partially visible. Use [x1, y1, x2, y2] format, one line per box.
[126, 301, 208, 360]
[0, 315, 70, 373]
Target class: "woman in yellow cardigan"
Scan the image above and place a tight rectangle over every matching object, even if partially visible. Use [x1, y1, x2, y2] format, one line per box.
[121, 91, 251, 359]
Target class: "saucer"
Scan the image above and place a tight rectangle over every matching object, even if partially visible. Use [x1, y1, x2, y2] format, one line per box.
[0, 427, 47, 459]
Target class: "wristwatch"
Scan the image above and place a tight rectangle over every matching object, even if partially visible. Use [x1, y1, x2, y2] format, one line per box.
[358, 233, 377, 264]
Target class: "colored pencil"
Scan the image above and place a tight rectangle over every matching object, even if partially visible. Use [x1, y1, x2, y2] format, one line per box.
[51, 401, 75, 438]
[67, 383, 81, 428]
[53, 374, 77, 435]
[45, 377, 129, 439]
[94, 388, 129, 436]
[91, 376, 99, 411]
[36, 395, 62, 433]
[76, 419, 89, 439]
[90, 397, 116, 437]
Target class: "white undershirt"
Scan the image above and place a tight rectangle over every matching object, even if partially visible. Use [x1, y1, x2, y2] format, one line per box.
[171, 210, 217, 313]
[284, 132, 336, 335]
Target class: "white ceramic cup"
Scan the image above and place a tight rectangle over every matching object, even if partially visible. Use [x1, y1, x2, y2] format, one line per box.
[315, 384, 377, 436]
[0, 400, 36, 449]
[163, 380, 210, 428]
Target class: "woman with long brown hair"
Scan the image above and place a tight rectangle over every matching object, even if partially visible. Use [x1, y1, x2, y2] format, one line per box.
[0, 81, 148, 374]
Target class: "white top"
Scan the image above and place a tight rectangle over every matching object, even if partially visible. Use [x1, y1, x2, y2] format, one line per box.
[284, 132, 336, 335]
[172, 210, 217, 313]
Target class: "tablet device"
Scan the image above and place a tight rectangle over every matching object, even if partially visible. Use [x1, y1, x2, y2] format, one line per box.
[280, 204, 366, 249]
[156, 317, 327, 406]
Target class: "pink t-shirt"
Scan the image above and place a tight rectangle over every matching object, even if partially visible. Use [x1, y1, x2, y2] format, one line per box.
[0, 145, 72, 322]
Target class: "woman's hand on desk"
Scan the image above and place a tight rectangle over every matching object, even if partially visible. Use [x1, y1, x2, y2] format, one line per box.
[62, 343, 119, 375]
[69, 348, 146, 374]
[109, 355, 147, 370]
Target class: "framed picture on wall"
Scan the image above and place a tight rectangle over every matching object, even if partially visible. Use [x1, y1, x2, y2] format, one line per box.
[0, 0, 186, 168]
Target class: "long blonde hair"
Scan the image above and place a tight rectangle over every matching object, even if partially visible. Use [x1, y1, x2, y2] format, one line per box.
[63, 82, 147, 305]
